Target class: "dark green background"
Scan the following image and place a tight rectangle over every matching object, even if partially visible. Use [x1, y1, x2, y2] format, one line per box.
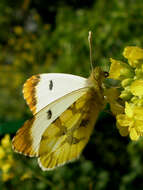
[1, 0, 143, 189]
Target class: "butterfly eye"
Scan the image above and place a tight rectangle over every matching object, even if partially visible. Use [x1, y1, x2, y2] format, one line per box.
[104, 71, 109, 78]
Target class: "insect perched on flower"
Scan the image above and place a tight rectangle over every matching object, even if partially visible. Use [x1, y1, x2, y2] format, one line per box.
[12, 32, 112, 171]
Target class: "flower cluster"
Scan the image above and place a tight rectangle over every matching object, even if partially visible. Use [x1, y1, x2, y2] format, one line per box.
[0, 134, 15, 181]
[0, 134, 33, 182]
[108, 46, 143, 141]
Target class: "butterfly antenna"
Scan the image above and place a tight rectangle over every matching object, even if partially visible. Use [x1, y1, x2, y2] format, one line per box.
[88, 31, 94, 72]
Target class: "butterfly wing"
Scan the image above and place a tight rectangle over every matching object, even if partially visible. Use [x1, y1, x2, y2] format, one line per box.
[23, 73, 89, 115]
[38, 89, 103, 170]
[12, 88, 89, 157]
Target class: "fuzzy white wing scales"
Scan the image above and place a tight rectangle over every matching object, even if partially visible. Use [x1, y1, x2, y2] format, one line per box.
[23, 73, 89, 115]
[35, 74, 88, 113]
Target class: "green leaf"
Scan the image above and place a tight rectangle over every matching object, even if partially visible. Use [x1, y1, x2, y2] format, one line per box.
[0, 120, 25, 135]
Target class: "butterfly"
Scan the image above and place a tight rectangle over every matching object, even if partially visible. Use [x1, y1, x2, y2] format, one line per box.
[12, 32, 109, 171]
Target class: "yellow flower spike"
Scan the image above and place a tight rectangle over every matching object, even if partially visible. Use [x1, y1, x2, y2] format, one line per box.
[0, 146, 5, 159]
[130, 79, 143, 96]
[109, 46, 143, 141]
[123, 46, 143, 62]
[109, 58, 134, 80]
[1, 134, 11, 148]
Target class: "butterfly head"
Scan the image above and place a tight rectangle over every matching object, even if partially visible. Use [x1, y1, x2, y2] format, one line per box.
[89, 67, 109, 91]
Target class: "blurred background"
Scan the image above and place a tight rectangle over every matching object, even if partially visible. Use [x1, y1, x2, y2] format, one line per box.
[1, 0, 143, 189]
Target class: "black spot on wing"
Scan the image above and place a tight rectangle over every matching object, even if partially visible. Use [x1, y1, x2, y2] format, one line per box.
[47, 110, 52, 119]
[49, 80, 53, 90]
[80, 119, 89, 127]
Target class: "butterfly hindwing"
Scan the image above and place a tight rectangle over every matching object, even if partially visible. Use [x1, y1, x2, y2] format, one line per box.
[12, 88, 89, 157]
[38, 89, 103, 170]
[23, 73, 89, 115]
[12, 117, 37, 157]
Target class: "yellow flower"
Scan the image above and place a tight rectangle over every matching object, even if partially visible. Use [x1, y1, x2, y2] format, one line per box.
[7, 155, 14, 164]
[1, 134, 11, 148]
[117, 103, 143, 141]
[123, 46, 143, 67]
[0, 146, 5, 159]
[20, 171, 32, 181]
[130, 80, 143, 96]
[0, 135, 15, 182]
[116, 122, 129, 137]
[104, 88, 124, 115]
[1, 163, 11, 173]
[2, 172, 13, 182]
[14, 26, 23, 35]
[109, 58, 134, 80]
[108, 46, 143, 141]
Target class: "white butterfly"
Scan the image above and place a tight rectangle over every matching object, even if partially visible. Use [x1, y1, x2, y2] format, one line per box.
[12, 32, 108, 171]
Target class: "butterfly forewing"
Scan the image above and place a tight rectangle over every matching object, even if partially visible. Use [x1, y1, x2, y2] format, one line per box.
[23, 73, 89, 115]
[12, 88, 89, 157]
[38, 89, 103, 170]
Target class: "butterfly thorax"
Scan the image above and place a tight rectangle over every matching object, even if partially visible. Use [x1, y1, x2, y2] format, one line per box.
[88, 67, 106, 106]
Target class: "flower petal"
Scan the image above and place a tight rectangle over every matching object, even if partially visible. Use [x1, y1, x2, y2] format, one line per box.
[133, 106, 143, 120]
[123, 46, 143, 62]
[129, 128, 139, 141]
[117, 123, 129, 136]
[130, 80, 143, 96]
[134, 120, 143, 133]
[116, 114, 132, 126]
[110, 102, 124, 116]
[109, 58, 133, 79]
[125, 102, 134, 118]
